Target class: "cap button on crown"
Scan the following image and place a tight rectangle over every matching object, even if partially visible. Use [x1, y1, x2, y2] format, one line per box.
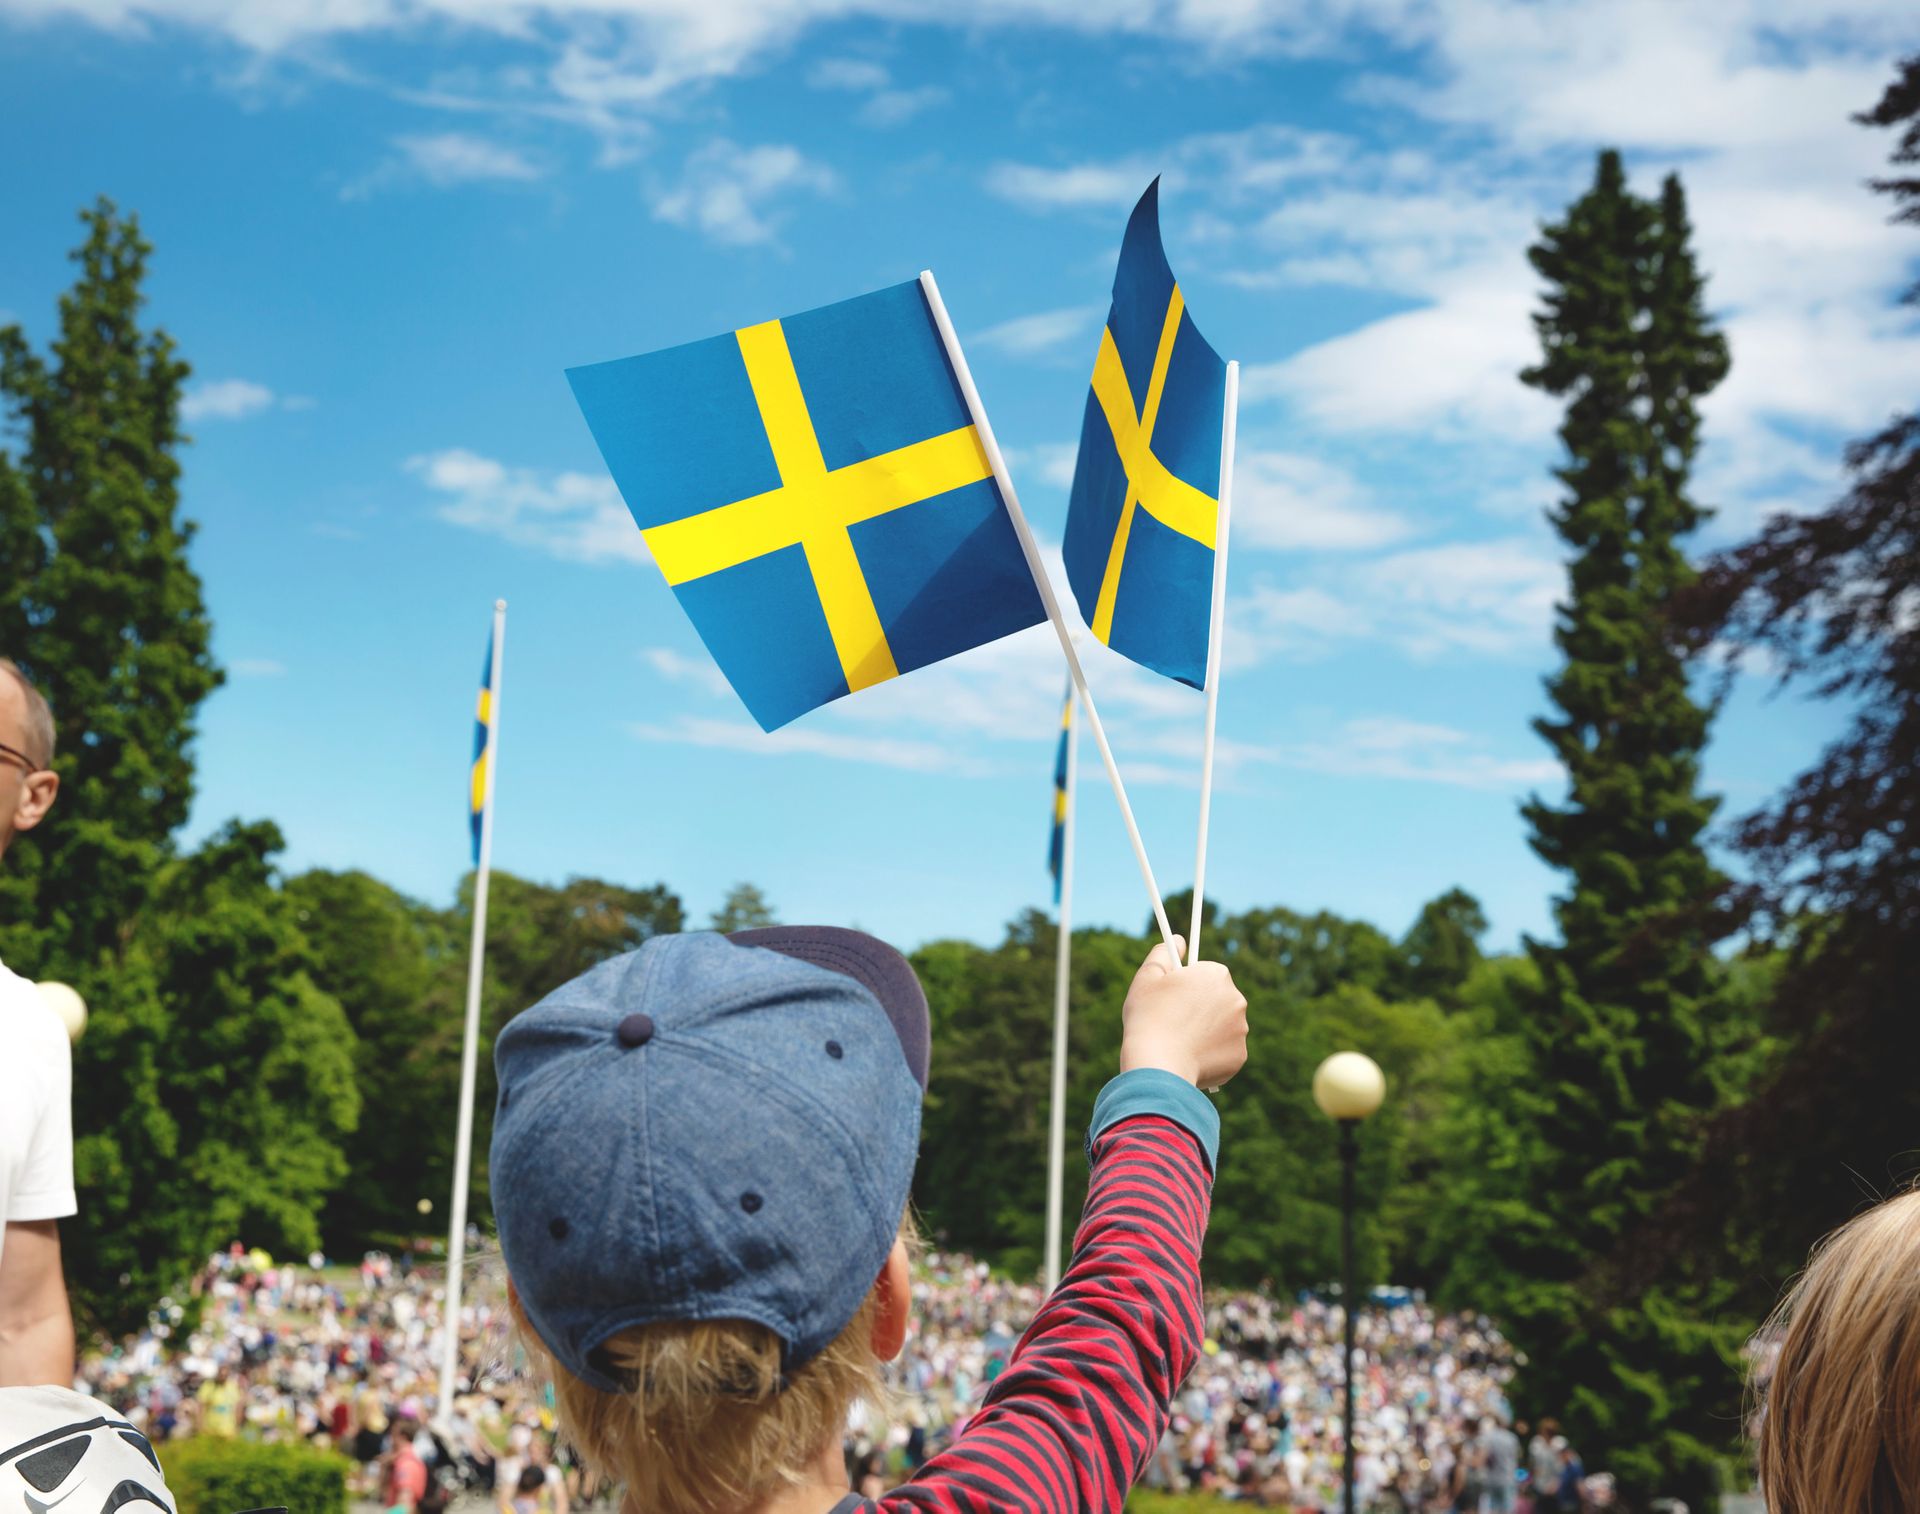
[616, 1012, 655, 1048]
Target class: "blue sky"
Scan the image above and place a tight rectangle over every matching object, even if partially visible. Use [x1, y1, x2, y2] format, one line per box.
[1, 0, 1914, 955]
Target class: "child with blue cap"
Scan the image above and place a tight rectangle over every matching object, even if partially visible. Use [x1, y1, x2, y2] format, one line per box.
[492, 925, 1248, 1513]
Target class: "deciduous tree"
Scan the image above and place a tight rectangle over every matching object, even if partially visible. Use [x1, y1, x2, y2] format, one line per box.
[1660, 52, 1920, 1321]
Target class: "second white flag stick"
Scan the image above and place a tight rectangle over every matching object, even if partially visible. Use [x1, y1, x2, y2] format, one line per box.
[919, 269, 1180, 961]
[1188, 358, 1238, 962]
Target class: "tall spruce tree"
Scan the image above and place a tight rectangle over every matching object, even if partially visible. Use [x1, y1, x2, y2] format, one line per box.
[0, 200, 220, 959]
[1505, 151, 1733, 1508]
[0, 204, 358, 1329]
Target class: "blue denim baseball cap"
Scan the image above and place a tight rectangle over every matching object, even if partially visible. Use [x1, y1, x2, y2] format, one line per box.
[490, 928, 926, 1393]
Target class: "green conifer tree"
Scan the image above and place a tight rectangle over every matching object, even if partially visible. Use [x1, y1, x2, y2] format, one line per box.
[1504, 151, 1734, 1508]
[0, 204, 356, 1328]
[0, 200, 220, 959]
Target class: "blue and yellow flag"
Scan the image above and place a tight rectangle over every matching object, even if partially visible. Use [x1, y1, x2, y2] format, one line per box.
[568, 281, 1047, 731]
[1047, 685, 1072, 904]
[1063, 180, 1227, 690]
[470, 631, 494, 864]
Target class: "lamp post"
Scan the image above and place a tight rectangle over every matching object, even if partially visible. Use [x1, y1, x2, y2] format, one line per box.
[1313, 1051, 1386, 1514]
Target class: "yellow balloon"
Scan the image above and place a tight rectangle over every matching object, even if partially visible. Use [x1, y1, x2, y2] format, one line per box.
[36, 981, 87, 1042]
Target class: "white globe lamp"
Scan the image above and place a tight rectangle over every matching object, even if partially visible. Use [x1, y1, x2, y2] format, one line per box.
[1313, 1049, 1385, 1514]
[1313, 1051, 1386, 1123]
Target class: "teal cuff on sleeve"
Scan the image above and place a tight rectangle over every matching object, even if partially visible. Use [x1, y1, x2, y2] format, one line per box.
[1085, 1068, 1219, 1175]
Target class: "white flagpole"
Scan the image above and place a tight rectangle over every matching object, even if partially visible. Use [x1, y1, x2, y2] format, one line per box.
[919, 270, 1180, 959]
[1044, 689, 1079, 1294]
[438, 597, 505, 1430]
[1188, 362, 1238, 962]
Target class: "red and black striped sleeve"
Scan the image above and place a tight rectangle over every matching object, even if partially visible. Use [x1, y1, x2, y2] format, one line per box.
[878, 1112, 1212, 1513]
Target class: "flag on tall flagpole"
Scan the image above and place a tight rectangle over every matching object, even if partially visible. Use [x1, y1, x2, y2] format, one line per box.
[567, 280, 1047, 731]
[1047, 684, 1073, 904]
[1044, 679, 1079, 1293]
[440, 601, 505, 1429]
[1063, 179, 1228, 690]
[469, 632, 496, 864]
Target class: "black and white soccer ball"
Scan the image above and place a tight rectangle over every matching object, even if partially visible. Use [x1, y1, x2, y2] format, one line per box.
[0, 1387, 174, 1514]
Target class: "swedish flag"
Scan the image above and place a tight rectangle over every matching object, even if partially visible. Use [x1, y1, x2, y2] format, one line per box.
[568, 280, 1047, 731]
[470, 631, 494, 864]
[1064, 180, 1227, 690]
[1047, 685, 1072, 904]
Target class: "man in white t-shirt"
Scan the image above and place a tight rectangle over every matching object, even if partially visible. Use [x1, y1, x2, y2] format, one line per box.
[0, 657, 74, 1388]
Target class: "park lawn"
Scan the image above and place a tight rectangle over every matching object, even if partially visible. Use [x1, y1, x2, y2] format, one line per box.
[1125, 1491, 1224, 1512]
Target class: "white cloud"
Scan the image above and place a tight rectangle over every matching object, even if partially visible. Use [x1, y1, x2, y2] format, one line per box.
[979, 16, 1915, 538]
[0, 0, 1386, 78]
[631, 714, 988, 774]
[1693, 414, 1848, 539]
[983, 135, 1555, 448]
[1359, 538, 1566, 658]
[974, 305, 1102, 358]
[987, 125, 1357, 215]
[1245, 536, 1565, 661]
[10, 0, 1910, 199]
[182, 378, 275, 421]
[803, 55, 945, 124]
[806, 56, 890, 91]
[1241, 184, 1544, 299]
[1712, 305, 1920, 439]
[1232, 450, 1412, 551]
[342, 132, 544, 199]
[858, 85, 947, 126]
[984, 162, 1148, 211]
[640, 645, 732, 698]
[1381, 1, 1904, 154]
[410, 447, 650, 565]
[1283, 715, 1561, 791]
[650, 139, 835, 246]
[1245, 279, 1560, 441]
[1305, 4, 1915, 482]
[394, 131, 542, 185]
[1016, 443, 1080, 490]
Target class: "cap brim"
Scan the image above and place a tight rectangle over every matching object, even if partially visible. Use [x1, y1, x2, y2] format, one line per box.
[728, 926, 929, 1090]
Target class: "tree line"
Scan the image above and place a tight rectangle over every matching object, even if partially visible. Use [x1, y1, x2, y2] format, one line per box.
[2, 54, 1915, 1513]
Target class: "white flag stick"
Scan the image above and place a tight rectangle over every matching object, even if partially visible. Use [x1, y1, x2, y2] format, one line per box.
[919, 270, 1179, 958]
[438, 597, 505, 1430]
[1188, 363, 1238, 963]
[1044, 689, 1079, 1295]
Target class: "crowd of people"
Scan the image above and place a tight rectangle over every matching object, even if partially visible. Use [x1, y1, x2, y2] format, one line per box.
[75, 1243, 571, 1514]
[867, 1256, 1617, 1511]
[70, 1242, 1617, 1513]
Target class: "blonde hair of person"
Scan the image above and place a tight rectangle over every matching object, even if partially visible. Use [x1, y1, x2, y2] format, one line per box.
[1756, 1187, 1920, 1512]
[509, 1214, 914, 1514]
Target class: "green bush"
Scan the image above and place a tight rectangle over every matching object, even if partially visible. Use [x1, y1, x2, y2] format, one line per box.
[158, 1436, 349, 1514]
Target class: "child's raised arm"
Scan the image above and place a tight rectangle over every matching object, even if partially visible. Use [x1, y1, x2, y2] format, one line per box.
[878, 939, 1248, 1513]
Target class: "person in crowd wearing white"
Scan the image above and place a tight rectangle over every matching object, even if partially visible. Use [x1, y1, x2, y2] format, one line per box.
[1528, 1419, 1562, 1505]
[1478, 1411, 1522, 1513]
[0, 658, 73, 1389]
